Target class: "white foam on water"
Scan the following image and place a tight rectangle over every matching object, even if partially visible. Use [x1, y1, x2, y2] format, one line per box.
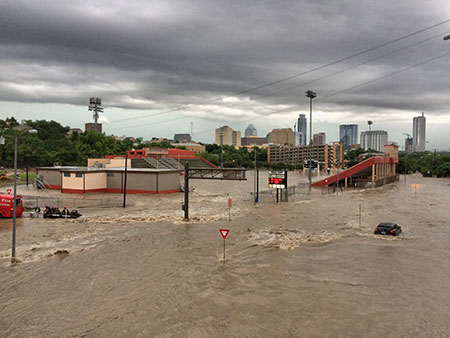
[248, 229, 341, 250]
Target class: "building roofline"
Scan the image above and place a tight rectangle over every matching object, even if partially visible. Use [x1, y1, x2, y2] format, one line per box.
[37, 166, 183, 173]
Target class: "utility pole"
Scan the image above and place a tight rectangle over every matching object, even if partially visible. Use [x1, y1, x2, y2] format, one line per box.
[305, 90, 317, 193]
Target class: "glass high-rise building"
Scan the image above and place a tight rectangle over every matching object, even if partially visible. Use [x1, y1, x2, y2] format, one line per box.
[297, 114, 307, 145]
[244, 124, 258, 137]
[412, 112, 426, 152]
[339, 124, 358, 149]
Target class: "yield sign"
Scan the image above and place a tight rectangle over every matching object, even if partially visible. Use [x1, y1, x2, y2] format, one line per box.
[219, 229, 230, 240]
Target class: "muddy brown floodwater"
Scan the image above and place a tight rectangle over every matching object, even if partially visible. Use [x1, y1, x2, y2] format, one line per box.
[1, 172, 450, 337]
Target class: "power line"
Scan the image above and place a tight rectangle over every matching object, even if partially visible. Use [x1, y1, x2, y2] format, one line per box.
[109, 19, 450, 124]
[157, 30, 448, 120]
[190, 49, 450, 137]
[109, 30, 449, 132]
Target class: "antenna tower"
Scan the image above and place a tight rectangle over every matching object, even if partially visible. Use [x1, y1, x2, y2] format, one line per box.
[88, 97, 104, 132]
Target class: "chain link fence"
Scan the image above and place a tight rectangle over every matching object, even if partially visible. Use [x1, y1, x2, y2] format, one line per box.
[21, 195, 123, 210]
[249, 182, 310, 203]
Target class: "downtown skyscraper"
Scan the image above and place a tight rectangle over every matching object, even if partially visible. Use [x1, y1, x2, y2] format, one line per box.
[339, 124, 358, 149]
[297, 114, 307, 145]
[412, 112, 426, 152]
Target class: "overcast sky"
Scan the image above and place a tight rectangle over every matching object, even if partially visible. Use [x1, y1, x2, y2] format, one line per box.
[1, 0, 450, 149]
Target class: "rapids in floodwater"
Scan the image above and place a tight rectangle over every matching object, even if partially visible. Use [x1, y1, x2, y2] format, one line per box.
[1, 171, 450, 337]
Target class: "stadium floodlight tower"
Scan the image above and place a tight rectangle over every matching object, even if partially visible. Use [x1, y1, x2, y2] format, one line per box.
[305, 90, 317, 193]
[367, 120, 373, 150]
[88, 97, 104, 132]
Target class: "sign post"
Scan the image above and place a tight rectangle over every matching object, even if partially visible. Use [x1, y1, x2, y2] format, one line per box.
[227, 196, 232, 221]
[359, 204, 362, 227]
[219, 228, 230, 262]
[268, 171, 287, 203]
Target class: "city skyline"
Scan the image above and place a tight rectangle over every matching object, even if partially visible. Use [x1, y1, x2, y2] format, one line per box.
[1, 2, 450, 150]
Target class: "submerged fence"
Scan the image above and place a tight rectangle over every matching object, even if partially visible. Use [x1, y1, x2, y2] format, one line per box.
[249, 182, 310, 203]
[21, 195, 123, 210]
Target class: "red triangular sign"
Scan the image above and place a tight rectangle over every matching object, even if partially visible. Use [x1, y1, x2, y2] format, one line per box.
[219, 229, 230, 240]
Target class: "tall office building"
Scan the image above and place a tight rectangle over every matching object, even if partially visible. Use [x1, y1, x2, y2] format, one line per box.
[297, 114, 307, 145]
[174, 133, 192, 142]
[360, 130, 388, 152]
[313, 132, 326, 145]
[339, 124, 358, 150]
[268, 128, 294, 146]
[405, 137, 413, 153]
[244, 124, 258, 137]
[215, 126, 241, 146]
[293, 131, 301, 146]
[412, 112, 426, 152]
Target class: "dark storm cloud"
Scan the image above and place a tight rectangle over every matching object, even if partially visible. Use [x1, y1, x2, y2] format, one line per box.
[1, 0, 450, 119]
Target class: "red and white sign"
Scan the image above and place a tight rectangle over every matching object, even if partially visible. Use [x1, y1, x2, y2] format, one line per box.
[219, 228, 230, 240]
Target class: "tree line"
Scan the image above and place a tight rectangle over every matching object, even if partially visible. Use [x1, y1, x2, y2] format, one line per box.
[0, 118, 141, 167]
[2, 118, 450, 177]
[0, 118, 267, 169]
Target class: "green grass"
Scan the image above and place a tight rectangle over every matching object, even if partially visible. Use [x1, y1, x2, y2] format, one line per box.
[6, 173, 38, 181]
[18, 173, 37, 180]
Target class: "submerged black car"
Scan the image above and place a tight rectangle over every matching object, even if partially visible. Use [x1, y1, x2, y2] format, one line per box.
[374, 222, 402, 236]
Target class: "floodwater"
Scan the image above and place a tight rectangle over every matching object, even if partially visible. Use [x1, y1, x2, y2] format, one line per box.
[1, 171, 450, 337]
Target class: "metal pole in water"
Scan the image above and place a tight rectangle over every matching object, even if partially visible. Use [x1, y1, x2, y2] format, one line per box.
[256, 168, 259, 203]
[254, 149, 257, 205]
[359, 204, 362, 227]
[184, 162, 189, 220]
[223, 240, 226, 262]
[11, 135, 18, 261]
[123, 151, 128, 208]
[285, 170, 288, 202]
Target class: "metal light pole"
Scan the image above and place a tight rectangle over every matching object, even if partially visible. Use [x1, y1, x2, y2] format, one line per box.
[220, 134, 224, 168]
[123, 151, 128, 208]
[253, 148, 257, 204]
[305, 90, 317, 193]
[11, 128, 37, 262]
[367, 120, 373, 151]
[11, 135, 18, 261]
[336, 148, 340, 193]
[402, 133, 411, 181]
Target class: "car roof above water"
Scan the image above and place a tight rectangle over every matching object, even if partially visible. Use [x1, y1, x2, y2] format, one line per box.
[377, 222, 397, 228]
